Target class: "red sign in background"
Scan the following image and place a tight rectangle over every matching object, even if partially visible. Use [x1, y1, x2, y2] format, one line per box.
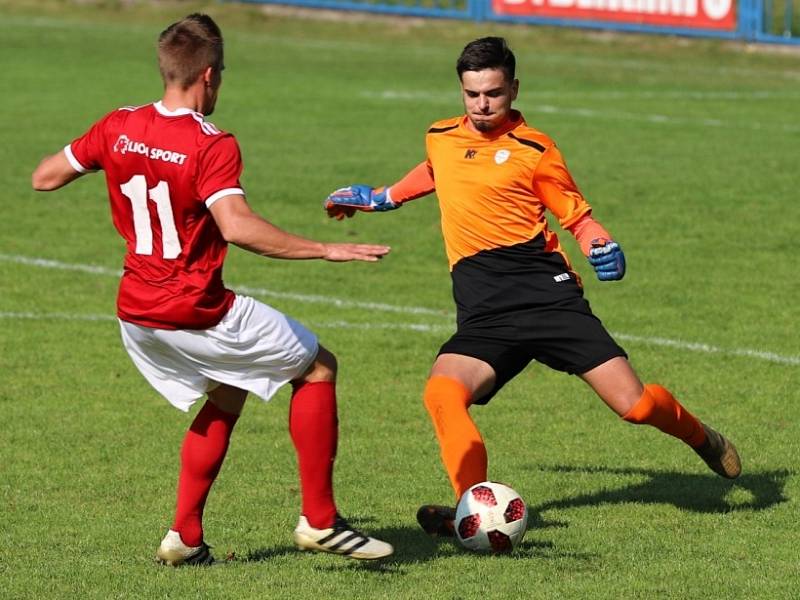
[492, 0, 737, 31]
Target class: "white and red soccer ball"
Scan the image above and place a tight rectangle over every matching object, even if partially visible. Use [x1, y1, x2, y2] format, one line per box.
[455, 481, 528, 553]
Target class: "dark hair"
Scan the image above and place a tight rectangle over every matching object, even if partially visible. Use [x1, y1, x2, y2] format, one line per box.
[456, 37, 516, 82]
[158, 13, 223, 89]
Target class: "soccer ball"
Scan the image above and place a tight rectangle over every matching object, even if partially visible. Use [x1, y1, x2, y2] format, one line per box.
[455, 481, 528, 553]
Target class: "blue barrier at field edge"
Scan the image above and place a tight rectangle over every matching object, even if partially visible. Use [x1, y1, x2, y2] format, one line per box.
[235, 0, 799, 45]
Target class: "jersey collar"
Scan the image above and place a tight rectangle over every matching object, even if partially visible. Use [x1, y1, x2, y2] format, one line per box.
[154, 101, 198, 117]
[460, 110, 525, 139]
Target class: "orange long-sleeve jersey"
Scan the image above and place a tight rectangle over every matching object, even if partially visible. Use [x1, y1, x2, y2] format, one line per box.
[390, 111, 608, 271]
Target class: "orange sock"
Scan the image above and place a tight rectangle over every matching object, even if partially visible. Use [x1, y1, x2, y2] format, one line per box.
[623, 383, 707, 448]
[423, 375, 488, 500]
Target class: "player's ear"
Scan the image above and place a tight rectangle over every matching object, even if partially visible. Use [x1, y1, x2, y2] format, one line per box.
[202, 66, 215, 87]
[511, 79, 519, 101]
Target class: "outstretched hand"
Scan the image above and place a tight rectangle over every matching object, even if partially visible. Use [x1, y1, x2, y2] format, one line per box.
[324, 185, 398, 220]
[322, 242, 391, 262]
[326, 204, 357, 221]
[588, 238, 626, 281]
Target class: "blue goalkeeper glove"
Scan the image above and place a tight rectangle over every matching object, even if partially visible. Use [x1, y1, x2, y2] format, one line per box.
[588, 238, 626, 281]
[325, 185, 399, 220]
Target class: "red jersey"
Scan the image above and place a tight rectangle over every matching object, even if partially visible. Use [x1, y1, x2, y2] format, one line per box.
[66, 102, 242, 329]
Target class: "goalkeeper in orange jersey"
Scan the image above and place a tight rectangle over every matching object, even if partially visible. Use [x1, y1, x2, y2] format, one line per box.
[324, 37, 741, 537]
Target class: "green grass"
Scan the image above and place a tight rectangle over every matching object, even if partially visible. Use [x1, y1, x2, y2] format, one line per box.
[2, 1, 799, 598]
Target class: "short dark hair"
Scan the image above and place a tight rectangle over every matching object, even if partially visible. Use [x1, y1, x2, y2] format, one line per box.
[456, 37, 516, 82]
[158, 13, 223, 89]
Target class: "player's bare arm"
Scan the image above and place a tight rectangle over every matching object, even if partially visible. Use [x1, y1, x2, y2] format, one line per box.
[210, 193, 390, 262]
[31, 150, 85, 191]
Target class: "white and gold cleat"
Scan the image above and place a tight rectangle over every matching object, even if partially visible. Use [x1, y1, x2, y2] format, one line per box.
[293, 515, 393, 560]
[156, 530, 215, 567]
[694, 423, 742, 479]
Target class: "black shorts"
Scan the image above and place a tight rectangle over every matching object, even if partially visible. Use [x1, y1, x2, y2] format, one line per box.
[438, 235, 627, 404]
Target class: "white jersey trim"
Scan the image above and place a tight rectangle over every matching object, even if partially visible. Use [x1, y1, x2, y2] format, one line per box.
[153, 101, 195, 117]
[118, 104, 146, 112]
[153, 101, 221, 136]
[64, 144, 89, 173]
[205, 188, 245, 208]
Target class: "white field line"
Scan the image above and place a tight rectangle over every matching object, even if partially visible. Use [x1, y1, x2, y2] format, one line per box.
[0, 311, 117, 322]
[0, 254, 449, 317]
[367, 89, 800, 101]
[1, 253, 798, 367]
[360, 90, 800, 134]
[0, 311, 448, 331]
[6, 15, 800, 83]
[612, 333, 800, 367]
[234, 284, 449, 317]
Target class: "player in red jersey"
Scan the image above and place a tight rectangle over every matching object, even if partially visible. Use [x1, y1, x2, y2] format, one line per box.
[325, 37, 741, 538]
[31, 14, 392, 564]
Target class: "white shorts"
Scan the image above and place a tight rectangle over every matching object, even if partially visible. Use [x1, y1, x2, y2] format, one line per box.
[119, 295, 319, 412]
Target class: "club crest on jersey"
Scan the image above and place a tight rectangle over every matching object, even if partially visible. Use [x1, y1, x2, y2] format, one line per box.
[112, 134, 188, 165]
[494, 149, 510, 164]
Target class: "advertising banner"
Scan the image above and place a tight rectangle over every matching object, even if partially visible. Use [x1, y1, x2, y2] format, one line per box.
[492, 0, 737, 31]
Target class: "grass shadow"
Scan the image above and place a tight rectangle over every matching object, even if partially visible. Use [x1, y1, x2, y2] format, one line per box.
[237, 523, 593, 570]
[529, 465, 792, 519]
[232, 466, 790, 569]
[238, 523, 446, 572]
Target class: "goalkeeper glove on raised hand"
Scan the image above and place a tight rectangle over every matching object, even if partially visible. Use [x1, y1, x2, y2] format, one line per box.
[324, 185, 399, 220]
[589, 238, 626, 281]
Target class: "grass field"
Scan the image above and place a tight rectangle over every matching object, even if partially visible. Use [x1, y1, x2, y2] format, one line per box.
[1, 1, 799, 598]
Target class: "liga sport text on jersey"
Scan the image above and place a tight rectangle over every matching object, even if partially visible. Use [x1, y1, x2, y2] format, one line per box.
[65, 102, 243, 329]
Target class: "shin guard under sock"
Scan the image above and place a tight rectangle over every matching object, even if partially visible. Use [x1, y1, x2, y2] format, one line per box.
[173, 400, 239, 547]
[623, 383, 706, 448]
[289, 381, 338, 529]
[423, 375, 488, 500]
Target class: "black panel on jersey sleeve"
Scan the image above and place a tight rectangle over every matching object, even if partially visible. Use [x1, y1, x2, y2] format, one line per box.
[427, 125, 459, 134]
[507, 133, 546, 153]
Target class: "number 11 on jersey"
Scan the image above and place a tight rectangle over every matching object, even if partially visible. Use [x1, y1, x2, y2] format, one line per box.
[120, 174, 182, 259]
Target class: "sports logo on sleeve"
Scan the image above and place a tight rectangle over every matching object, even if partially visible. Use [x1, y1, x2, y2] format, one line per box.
[113, 134, 188, 165]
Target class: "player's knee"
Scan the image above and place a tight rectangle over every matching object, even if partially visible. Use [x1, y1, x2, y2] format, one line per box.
[207, 384, 248, 416]
[316, 346, 338, 378]
[614, 391, 647, 420]
[623, 410, 648, 425]
[299, 345, 337, 383]
[423, 379, 440, 415]
[621, 385, 654, 425]
[423, 375, 470, 416]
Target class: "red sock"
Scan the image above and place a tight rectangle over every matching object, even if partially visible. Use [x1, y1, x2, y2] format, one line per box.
[172, 401, 239, 547]
[623, 383, 706, 448]
[289, 381, 338, 529]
